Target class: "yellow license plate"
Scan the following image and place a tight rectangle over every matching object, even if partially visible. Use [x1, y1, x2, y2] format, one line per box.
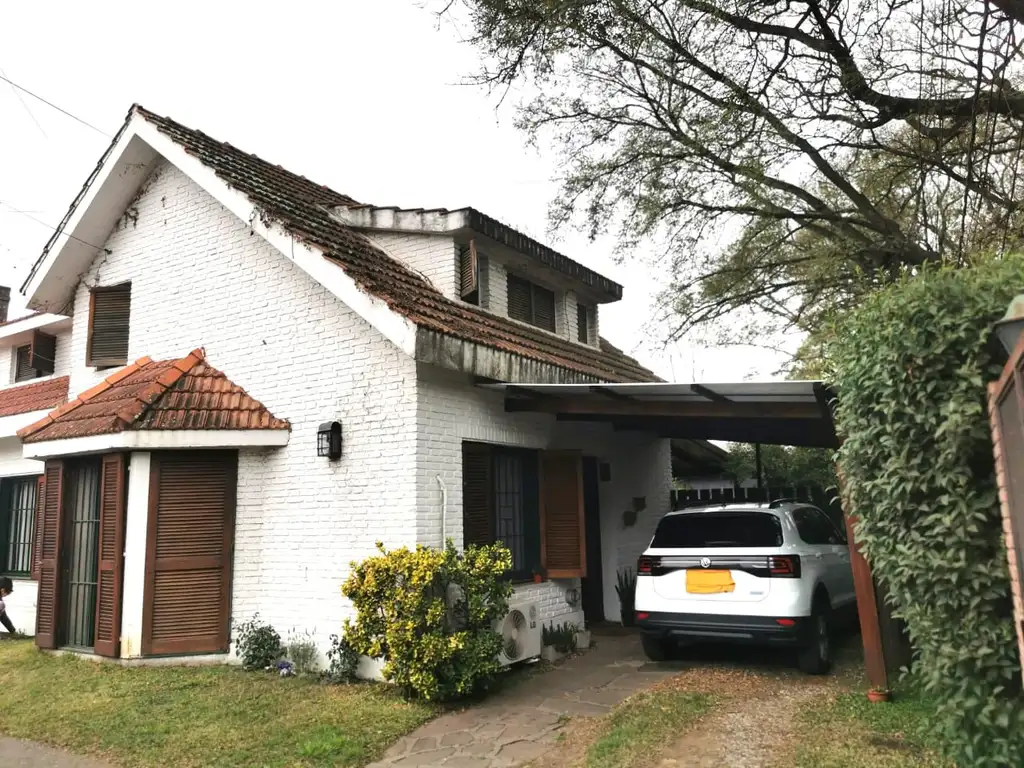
[685, 569, 735, 594]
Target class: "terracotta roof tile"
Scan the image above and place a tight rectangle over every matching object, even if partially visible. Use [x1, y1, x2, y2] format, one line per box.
[19, 350, 288, 443]
[0, 376, 69, 418]
[132, 106, 658, 383]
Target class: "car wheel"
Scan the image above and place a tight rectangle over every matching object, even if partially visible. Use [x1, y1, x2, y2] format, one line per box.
[641, 634, 672, 662]
[798, 599, 833, 675]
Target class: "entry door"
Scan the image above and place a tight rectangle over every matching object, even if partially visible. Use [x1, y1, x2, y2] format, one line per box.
[142, 451, 237, 656]
[59, 459, 102, 650]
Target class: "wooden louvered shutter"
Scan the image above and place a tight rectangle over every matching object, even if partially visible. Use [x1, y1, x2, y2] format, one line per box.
[540, 451, 586, 578]
[30, 474, 44, 580]
[461, 241, 479, 303]
[532, 284, 556, 332]
[87, 284, 131, 367]
[14, 345, 36, 382]
[35, 460, 64, 649]
[143, 451, 236, 655]
[462, 442, 494, 548]
[507, 274, 533, 324]
[30, 330, 57, 375]
[94, 454, 127, 657]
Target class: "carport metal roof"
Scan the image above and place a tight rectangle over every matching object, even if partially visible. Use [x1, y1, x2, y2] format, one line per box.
[480, 380, 838, 448]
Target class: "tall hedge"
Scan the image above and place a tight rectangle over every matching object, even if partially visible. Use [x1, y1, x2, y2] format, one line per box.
[829, 256, 1024, 766]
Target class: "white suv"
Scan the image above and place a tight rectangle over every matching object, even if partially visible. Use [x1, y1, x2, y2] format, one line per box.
[634, 500, 856, 674]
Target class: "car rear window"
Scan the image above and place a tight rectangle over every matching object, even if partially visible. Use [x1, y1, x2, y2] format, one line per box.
[650, 511, 783, 548]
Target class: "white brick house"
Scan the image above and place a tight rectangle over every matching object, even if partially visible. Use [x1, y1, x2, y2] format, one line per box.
[0, 105, 686, 664]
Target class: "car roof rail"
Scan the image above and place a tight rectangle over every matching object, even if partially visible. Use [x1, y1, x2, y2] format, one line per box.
[767, 497, 803, 508]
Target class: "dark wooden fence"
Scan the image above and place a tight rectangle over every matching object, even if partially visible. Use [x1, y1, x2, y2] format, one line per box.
[670, 485, 843, 525]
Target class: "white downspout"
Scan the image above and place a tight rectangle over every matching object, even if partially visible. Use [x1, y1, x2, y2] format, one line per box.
[436, 474, 448, 546]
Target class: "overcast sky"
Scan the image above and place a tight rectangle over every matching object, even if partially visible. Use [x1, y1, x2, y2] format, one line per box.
[0, 0, 793, 381]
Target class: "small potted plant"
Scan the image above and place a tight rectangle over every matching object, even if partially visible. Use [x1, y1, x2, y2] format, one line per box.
[532, 566, 546, 584]
[866, 686, 891, 703]
[616, 567, 637, 627]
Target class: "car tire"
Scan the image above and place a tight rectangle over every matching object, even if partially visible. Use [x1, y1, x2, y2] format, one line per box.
[798, 597, 833, 675]
[641, 634, 672, 662]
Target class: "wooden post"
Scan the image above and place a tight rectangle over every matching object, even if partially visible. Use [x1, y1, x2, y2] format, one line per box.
[837, 460, 889, 690]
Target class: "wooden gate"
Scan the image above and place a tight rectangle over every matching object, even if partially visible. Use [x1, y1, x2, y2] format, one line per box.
[988, 335, 1024, 673]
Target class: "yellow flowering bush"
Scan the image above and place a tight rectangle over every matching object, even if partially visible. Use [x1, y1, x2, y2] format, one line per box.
[342, 540, 513, 701]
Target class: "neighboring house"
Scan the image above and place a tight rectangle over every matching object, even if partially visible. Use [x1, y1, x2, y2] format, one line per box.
[1, 104, 691, 664]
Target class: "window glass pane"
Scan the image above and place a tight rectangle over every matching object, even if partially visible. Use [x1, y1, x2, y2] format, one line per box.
[3, 477, 36, 573]
[494, 452, 526, 572]
[650, 512, 783, 548]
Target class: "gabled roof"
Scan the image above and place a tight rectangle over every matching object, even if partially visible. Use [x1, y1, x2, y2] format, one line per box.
[0, 376, 69, 418]
[18, 349, 289, 443]
[23, 105, 657, 384]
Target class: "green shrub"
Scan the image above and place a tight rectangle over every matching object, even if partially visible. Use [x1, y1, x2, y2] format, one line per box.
[342, 540, 513, 701]
[323, 633, 360, 684]
[829, 256, 1024, 766]
[234, 614, 283, 671]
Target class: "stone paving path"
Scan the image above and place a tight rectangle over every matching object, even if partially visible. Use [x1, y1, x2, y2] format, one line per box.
[368, 628, 674, 768]
[0, 738, 111, 768]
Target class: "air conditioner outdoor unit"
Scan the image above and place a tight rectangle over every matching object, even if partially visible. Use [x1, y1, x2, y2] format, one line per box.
[495, 600, 542, 666]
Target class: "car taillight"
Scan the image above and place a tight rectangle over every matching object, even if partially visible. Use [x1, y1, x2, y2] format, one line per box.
[775, 618, 796, 627]
[637, 555, 658, 575]
[768, 555, 801, 577]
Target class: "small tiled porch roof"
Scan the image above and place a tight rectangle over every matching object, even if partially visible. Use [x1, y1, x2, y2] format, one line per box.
[0, 376, 69, 418]
[18, 349, 289, 444]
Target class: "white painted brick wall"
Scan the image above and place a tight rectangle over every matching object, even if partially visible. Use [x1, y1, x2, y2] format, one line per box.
[414, 362, 671, 627]
[367, 233, 459, 300]
[60, 161, 418, 657]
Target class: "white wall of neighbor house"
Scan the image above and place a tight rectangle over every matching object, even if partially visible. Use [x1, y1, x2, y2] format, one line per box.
[60, 160, 418, 660]
[414, 363, 672, 630]
[0, 435, 42, 636]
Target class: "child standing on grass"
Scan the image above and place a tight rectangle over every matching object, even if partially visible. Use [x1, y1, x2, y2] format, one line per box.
[0, 576, 17, 636]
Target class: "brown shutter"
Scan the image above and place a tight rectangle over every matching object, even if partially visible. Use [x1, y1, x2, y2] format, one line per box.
[507, 274, 533, 324]
[460, 241, 479, 302]
[540, 450, 586, 578]
[533, 284, 556, 332]
[462, 442, 494, 548]
[30, 474, 44, 580]
[29, 330, 57, 375]
[94, 454, 127, 657]
[143, 451, 236, 655]
[14, 345, 36, 382]
[35, 460, 65, 649]
[87, 284, 132, 366]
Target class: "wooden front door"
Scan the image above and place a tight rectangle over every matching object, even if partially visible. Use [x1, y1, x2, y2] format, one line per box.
[142, 451, 237, 656]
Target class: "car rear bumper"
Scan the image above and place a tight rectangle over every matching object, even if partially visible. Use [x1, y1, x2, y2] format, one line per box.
[636, 611, 810, 645]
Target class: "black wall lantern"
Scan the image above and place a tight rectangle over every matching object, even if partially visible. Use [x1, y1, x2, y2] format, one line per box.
[317, 421, 342, 460]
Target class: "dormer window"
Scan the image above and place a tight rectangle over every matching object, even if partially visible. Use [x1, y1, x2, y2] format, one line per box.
[87, 283, 131, 367]
[507, 274, 556, 332]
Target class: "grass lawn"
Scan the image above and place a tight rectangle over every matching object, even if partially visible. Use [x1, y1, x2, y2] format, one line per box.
[585, 689, 715, 768]
[793, 685, 951, 768]
[0, 640, 437, 767]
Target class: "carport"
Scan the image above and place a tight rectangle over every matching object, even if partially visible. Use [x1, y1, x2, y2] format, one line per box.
[485, 379, 901, 689]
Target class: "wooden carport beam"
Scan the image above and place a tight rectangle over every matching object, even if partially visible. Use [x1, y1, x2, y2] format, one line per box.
[505, 397, 823, 419]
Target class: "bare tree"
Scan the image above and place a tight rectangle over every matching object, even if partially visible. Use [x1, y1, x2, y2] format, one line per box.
[448, 0, 1024, 347]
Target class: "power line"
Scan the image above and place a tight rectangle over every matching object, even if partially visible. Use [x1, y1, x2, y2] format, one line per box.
[0, 199, 106, 251]
[0, 66, 46, 139]
[0, 73, 110, 138]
